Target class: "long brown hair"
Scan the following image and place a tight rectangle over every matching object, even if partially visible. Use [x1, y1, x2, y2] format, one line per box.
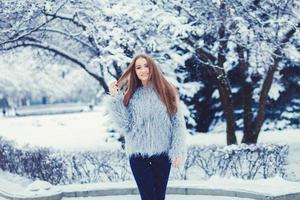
[115, 54, 178, 116]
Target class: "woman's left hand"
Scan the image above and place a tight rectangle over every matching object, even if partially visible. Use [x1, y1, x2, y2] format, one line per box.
[172, 158, 183, 168]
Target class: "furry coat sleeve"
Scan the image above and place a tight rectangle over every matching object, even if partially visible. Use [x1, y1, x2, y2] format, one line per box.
[106, 91, 131, 134]
[168, 102, 188, 163]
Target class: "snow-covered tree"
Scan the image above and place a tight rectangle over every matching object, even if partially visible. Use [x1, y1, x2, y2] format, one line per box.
[0, 49, 99, 105]
[149, 0, 300, 144]
[0, 0, 193, 121]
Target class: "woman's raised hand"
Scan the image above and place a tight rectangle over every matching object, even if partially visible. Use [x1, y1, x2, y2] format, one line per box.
[108, 81, 120, 97]
[172, 158, 183, 168]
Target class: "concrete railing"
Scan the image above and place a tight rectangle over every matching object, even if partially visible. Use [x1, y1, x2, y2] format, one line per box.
[1, 181, 299, 200]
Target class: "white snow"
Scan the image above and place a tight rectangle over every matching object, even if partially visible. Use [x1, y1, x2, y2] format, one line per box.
[0, 107, 120, 151]
[0, 169, 32, 195]
[26, 180, 52, 192]
[62, 195, 254, 200]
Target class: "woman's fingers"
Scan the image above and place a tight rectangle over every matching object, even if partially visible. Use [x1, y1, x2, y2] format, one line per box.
[109, 81, 119, 96]
[172, 158, 182, 168]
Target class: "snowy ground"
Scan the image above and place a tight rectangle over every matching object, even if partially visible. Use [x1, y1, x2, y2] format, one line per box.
[0, 106, 119, 151]
[62, 195, 255, 200]
[0, 108, 300, 199]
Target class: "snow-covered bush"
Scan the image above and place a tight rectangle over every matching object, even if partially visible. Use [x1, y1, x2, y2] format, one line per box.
[174, 144, 288, 180]
[0, 136, 288, 185]
[64, 150, 130, 184]
[0, 138, 66, 184]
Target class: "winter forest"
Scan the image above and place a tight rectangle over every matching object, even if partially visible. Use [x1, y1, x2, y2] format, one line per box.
[0, 0, 300, 199]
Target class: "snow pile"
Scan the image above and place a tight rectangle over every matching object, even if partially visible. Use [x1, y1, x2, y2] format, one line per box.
[26, 180, 52, 192]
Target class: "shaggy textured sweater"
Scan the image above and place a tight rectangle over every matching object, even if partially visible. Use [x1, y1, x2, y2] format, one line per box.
[106, 83, 187, 163]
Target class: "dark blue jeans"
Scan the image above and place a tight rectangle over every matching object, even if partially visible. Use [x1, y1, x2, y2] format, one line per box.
[129, 153, 172, 200]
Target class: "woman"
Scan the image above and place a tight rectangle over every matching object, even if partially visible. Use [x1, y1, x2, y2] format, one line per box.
[107, 54, 187, 200]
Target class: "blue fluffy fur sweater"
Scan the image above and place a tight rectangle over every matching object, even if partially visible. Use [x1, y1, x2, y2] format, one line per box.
[106, 83, 187, 163]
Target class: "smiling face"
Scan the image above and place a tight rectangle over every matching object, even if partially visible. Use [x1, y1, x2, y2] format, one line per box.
[135, 57, 150, 86]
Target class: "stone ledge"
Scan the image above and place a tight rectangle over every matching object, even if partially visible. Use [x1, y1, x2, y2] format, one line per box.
[1, 181, 300, 200]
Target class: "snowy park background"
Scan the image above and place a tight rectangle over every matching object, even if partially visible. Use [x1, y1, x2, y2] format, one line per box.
[0, 0, 300, 199]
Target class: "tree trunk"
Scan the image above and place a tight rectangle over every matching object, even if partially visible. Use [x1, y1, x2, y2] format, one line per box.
[198, 52, 237, 145]
[215, 1, 237, 145]
[252, 55, 279, 143]
[251, 22, 300, 143]
[237, 44, 254, 144]
[216, 76, 237, 145]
